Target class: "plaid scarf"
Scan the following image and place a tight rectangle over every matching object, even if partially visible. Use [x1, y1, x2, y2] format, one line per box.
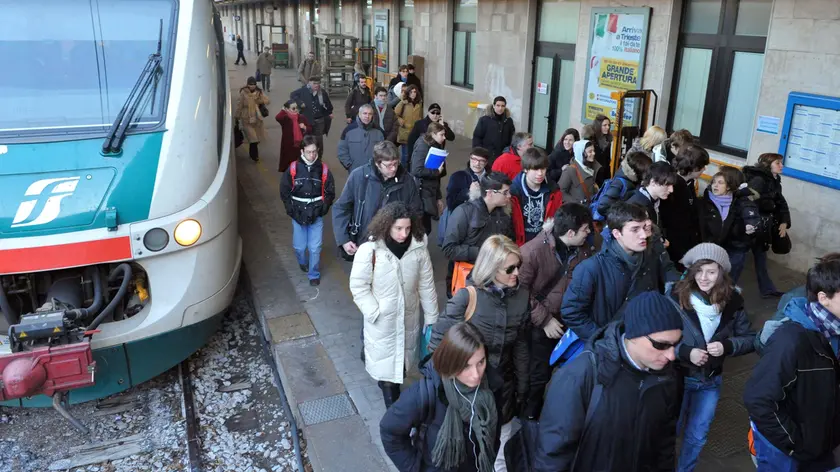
[806, 302, 840, 340]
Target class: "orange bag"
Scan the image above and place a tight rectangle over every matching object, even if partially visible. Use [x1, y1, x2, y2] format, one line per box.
[450, 262, 474, 295]
[747, 427, 756, 457]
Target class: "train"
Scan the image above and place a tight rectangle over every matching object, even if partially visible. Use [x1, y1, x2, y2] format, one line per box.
[0, 0, 240, 418]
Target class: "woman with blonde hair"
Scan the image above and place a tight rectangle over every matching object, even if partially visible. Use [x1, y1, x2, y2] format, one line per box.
[349, 202, 439, 407]
[429, 235, 529, 426]
[628, 125, 668, 161]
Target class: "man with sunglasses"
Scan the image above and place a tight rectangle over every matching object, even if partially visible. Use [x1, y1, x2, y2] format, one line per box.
[535, 291, 683, 472]
[446, 147, 490, 213]
[561, 202, 676, 341]
[405, 103, 455, 155]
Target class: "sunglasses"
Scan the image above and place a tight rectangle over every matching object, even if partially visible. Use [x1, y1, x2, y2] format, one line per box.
[646, 335, 682, 351]
[503, 263, 522, 275]
[289, 107, 298, 111]
[429, 111, 440, 115]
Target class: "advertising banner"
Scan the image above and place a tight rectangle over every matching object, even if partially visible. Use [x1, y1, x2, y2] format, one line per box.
[374, 9, 389, 74]
[582, 8, 651, 125]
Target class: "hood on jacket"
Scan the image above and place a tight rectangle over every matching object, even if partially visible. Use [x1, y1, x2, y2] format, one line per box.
[618, 158, 639, 183]
[419, 358, 443, 390]
[356, 114, 376, 130]
[571, 141, 600, 174]
[366, 161, 410, 182]
[755, 288, 809, 354]
[743, 165, 776, 183]
[484, 104, 512, 119]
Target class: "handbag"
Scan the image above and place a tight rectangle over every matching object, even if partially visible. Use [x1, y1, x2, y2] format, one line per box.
[771, 225, 792, 255]
[450, 261, 474, 295]
[258, 103, 269, 118]
[255, 69, 262, 81]
[233, 121, 244, 148]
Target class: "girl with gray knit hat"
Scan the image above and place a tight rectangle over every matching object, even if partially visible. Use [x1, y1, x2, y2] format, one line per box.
[668, 242, 756, 472]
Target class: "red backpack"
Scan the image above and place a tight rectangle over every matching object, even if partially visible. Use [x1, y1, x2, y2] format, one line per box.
[290, 161, 329, 198]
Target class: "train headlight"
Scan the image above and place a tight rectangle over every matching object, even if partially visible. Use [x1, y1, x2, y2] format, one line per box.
[143, 228, 170, 252]
[174, 219, 202, 246]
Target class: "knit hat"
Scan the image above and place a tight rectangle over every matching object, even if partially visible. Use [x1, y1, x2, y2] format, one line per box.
[680, 243, 731, 273]
[428, 103, 441, 113]
[246, 76, 257, 85]
[623, 292, 684, 339]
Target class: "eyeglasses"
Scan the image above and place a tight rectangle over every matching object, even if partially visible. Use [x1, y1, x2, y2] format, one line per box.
[646, 335, 682, 351]
[491, 189, 511, 197]
[289, 107, 298, 111]
[379, 161, 399, 170]
[429, 111, 440, 115]
[503, 263, 522, 275]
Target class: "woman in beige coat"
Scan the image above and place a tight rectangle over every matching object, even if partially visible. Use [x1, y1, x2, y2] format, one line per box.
[394, 84, 423, 167]
[235, 76, 270, 161]
[349, 202, 438, 407]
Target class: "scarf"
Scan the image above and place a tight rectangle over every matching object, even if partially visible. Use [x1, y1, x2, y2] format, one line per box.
[689, 293, 722, 342]
[432, 377, 498, 472]
[806, 302, 840, 342]
[609, 237, 642, 278]
[385, 236, 411, 259]
[289, 112, 303, 147]
[708, 192, 733, 221]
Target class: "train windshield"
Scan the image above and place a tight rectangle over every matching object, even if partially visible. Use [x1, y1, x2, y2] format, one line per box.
[0, 0, 176, 139]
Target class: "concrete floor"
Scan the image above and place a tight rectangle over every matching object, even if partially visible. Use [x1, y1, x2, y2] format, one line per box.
[230, 46, 804, 472]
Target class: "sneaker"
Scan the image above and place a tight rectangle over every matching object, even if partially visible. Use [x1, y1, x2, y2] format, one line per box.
[309, 278, 320, 286]
[299, 264, 308, 273]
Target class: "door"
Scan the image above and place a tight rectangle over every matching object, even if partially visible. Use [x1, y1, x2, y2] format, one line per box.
[529, 43, 575, 150]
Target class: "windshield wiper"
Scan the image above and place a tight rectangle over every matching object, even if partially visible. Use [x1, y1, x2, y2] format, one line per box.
[102, 19, 164, 155]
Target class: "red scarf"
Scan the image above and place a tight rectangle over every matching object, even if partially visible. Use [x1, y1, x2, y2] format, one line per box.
[289, 112, 303, 147]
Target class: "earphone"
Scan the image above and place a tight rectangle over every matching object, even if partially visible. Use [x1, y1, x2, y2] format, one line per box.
[454, 379, 480, 470]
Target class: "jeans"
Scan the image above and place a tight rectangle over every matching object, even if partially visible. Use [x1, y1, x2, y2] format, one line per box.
[292, 217, 323, 280]
[260, 73, 271, 92]
[751, 422, 838, 472]
[728, 246, 778, 295]
[400, 143, 410, 167]
[677, 376, 722, 472]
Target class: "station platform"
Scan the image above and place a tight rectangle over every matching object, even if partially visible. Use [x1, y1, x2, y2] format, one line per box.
[229, 48, 804, 472]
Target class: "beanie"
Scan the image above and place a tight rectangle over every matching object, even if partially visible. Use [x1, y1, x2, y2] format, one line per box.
[246, 76, 257, 85]
[680, 243, 731, 273]
[623, 291, 684, 339]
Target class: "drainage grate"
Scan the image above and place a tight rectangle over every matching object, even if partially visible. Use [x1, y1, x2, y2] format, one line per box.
[298, 393, 356, 426]
[704, 397, 750, 458]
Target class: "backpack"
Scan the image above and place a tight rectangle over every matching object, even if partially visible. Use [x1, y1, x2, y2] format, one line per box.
[290, 161, 329, 199]
[589, 177, 628, 221]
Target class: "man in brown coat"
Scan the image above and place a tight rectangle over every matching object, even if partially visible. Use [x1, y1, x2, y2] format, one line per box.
[519, 202, 601, 419]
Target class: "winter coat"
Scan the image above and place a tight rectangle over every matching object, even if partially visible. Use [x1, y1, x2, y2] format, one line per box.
[350, 236, 439, 383]
[297, 58, 321, 84]
[441, 197, 514, 263]
[626, 189, 659, 226]
[547, 144, 573, 184]
[290, 85, 333, 135]
[510, 172, 564, 246]
[595, 159, 640, 217]
[558, 161, 600, 205]
[429, 279, 530, 422]
[560, 234, 676, 341]
[235, 87, 270, 143]
[743, 165, 792, 245]
[593, 136, 613, 185]
[519, 219, 601, 329]
[380, 361, 502, 472]
[411, 138, 448, 217]
[257, 52, 275, 75]
[407, 117, 455, 157]
[279, 157, 336, 225]
[236, 38, 244, 52]
[445, 167, 483, 212]
[491, 148, 522, 181]
[373, 102, 398, 143]
[337, 116, 385, 172]
[697, 187, 761, 252]
[344, 87, 372, 119]
[744, 295, 840, 461]
[472, 107, 515, 160]
[667, 289, 755, 381]
[332, 163, 422, 247]
[659, 176, 701, 265]
[534, 322, 680, 472]
[395, 100, 424, 144]
[274, 110, 312, 172]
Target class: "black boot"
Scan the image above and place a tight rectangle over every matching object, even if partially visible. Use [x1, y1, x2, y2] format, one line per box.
[378, 381, 402, 408]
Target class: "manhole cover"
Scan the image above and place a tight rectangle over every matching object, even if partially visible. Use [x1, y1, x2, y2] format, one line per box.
[704, 397, 749, 458]
[299, 393, 356, 426]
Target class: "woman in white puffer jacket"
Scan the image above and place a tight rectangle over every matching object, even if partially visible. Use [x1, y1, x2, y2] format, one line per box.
[349, 202, 439, 408]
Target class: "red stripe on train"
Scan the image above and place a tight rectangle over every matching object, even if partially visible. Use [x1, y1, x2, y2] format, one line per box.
[0, 237, 133, 274]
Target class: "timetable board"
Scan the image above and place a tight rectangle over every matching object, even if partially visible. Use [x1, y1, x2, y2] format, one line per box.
[779, 92, 840, 191]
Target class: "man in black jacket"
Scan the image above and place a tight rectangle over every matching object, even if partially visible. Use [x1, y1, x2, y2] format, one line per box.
[535, 291, 684, 472]
[659, 145, 708, 269]
[290, 76, 333, 158]
[332, 140, 421, 260]
[472, 96, 515, 161]
[744, 253, 840, 471]
[280, 136, 336, 286]
[234, 34, 246, 65]
[446, 147, 490, 212]
[406, 103, 455, 154]
[561, 202, 679, 340]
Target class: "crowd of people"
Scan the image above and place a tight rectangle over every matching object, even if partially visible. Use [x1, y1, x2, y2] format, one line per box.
[232, 59, 840, 472]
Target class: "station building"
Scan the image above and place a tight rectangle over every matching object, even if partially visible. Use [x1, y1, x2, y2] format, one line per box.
[217, 0, 840, 274]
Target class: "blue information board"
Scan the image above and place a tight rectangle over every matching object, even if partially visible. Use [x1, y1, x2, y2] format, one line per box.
[778, 92, 840, 191]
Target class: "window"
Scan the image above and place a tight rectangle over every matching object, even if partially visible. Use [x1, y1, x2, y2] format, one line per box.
[213, 6, 226, 159]
[362, 0, 372, 47]
[333, 0, 342, 34]
[399, 0, 414, 66]
[451, 0, 476, 88]
[668, 0, 771, 157]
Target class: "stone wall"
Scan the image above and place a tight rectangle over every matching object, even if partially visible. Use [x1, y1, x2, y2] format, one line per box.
[746, 0, 840, 272]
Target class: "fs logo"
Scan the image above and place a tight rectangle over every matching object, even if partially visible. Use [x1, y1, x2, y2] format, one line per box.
[11, 177, 81, 228]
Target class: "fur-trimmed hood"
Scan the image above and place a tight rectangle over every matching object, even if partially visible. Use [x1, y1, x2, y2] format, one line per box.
[483, 104, 512, 119]
[619, 158, 639, 183]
